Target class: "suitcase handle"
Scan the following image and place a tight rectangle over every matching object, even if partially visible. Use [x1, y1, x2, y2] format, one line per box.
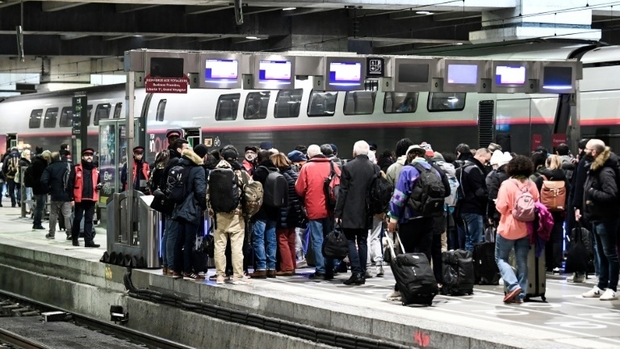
[385, 231, 406, 260]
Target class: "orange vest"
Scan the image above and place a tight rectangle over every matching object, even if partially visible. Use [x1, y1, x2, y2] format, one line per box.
[73, 164, 99, 202]
[124, 161, 150, 191]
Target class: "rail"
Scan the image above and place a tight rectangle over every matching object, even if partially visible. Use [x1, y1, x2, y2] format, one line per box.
[0, 327, 51, 349]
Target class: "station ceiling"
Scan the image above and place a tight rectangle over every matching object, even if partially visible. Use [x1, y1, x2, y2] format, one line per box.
[0, 0, 619, 58]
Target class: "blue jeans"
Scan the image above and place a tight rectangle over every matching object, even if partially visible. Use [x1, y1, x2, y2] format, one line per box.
[308, 218, 334, 275]
[462, 213, 484, 252]
[495, 234, 529, 301]
[592, 220, 619, 292]
[166, 219, 180, 271]
[252, 219, 277, 270]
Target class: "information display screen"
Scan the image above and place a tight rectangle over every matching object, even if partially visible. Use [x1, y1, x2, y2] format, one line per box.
[495, 65, 526, 85]
[205, 59, 238, 82]
[447, 64, 478, 85]
[258, 60, 292, 82]
[543, 66, 573, 89]
[329, 62, 362, 85]
[398, 64, 429, 83]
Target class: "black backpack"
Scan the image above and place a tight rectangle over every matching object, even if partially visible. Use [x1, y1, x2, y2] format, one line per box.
[260, 166, 288, 208]
[367, 168, 393, 215]
[408, 163, 445, 217]
[165, 163, 191, 204]
[208, 167, 240, 213]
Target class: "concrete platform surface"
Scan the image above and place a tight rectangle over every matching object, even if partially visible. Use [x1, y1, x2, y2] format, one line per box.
[1, 207, 620, 349]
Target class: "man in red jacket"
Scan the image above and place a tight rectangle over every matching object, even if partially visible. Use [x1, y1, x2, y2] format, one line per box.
[295, 144, 340, 280]
[69, 148, 101, 248]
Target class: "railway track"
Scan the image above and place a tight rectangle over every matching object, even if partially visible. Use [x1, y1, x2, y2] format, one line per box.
[0, 327, 50, 349]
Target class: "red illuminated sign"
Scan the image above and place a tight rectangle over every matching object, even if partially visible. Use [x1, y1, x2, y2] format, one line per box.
[145, 76, 188, 94]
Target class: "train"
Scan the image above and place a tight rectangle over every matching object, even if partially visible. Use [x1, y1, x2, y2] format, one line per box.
[0, 40, 619, 163]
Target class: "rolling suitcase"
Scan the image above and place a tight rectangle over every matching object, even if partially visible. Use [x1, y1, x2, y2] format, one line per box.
[386, 233, 438, 306]
[473, 241, 500, 285]
[441, 249, 475, 295]
[506, 245, 546, 301]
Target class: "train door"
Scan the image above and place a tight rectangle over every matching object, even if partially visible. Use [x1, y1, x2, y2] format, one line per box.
[183, 128, 201, 148]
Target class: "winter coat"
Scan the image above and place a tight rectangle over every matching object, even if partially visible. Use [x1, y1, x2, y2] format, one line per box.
[385, 155, 407, 188]
[571, 155, 589, 211]
[29, 156, 49, 195]
[40, 159, 72, 202]
[334, 155, 380, 229]
[16, 158, 30, 184]
[172, 149, 207, 224]
[70, 161, 100, 202]
[295, 155, 339, 220]
[527, 202, 554, 257]
[458, 158, 488, 215]
[253, 160, 281, 222]
[583, 147, 620, 222]
[278, 167, 304, 229]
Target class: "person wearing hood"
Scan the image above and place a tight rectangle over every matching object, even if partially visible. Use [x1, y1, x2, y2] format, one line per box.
[171, 145, 208, 280]
[385, 138, 414, 188]
[30, 150, 52, 230]
[68, 148, 101, 248]
[121, 146, 150, 194]
[579, 139, 619, 301]
[243, 146, 258, 176]
[486, 151, 512, 225]
[534, 155, 568, 274]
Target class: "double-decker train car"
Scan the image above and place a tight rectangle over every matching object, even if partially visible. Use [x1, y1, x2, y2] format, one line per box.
[0, 40, 618, 161]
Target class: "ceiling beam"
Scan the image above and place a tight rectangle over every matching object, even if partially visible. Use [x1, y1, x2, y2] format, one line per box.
[389, 10, 435, 21]
[185, 5, 233, 15]
[42, 1, 86, 12]
[243, 7, 282, 16]
[115, 4, 160, 13]
[349, 36, 468, 47]
[281, 8, 338, 16]
[433, 11, 481, 22]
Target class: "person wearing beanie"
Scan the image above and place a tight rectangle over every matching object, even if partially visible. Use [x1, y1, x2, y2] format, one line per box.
[121, 146, 150, 194]
[243, 146, 258, 175]
[489, 150, 504, 170]
[287, 150, 307, 172]
[259, 141, 273, 151]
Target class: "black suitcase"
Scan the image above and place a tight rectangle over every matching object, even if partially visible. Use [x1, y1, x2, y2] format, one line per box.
[473, 242, 500, 285]
[441, 249, 475, 295]
[386, 233, 438, 306]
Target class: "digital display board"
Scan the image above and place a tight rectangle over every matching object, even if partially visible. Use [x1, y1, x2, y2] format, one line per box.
[150, 57, 184, 77]
[543, 66, 573, 90]
[447, 64, 478, 85]
[258, 60, 292, 82]
[398, 64, 429, 83]
[495, 65, 526, 85]
[205, 59, 238, 82]
[329, 62, 362, 86]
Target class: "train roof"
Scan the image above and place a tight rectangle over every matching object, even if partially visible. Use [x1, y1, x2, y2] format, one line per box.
[0, 83, 124, 104]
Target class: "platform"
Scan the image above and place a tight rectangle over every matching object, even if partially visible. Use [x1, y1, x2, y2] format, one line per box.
[0, 206, 619, 349]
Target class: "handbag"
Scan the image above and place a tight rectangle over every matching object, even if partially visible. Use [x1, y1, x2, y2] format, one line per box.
[322, 223, 349, 258]
[150, 189, 174, 216]
[565, 223, 589, 273]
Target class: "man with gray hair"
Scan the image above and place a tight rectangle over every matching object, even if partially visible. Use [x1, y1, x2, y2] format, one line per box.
[296, 144, 341, 280]
[335, 141, 380, 285]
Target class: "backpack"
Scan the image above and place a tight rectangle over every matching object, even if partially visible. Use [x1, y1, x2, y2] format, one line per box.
[408, 163, 446, 217]
[240, 172, 263, 218]
[323, 161, 340, 210]
[511, 180, 536, 222]
[367, 168, 393, 215]
[454, 161, 481, 205]
[209, 166, 240, 213]
[437, 162, 459, 207]
[165, 163, 191, 204]
[540, 175, 566, 212]
[259, 166, 288, 208]
[23, 164, 35, 188]
[5, 156, 18, 179]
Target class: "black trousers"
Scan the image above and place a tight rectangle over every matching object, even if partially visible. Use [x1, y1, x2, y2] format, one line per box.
[343, 228, 368, 275]
[73, 200, 96, 243]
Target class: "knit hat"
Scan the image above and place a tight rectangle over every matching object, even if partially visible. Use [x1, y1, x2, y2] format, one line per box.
[330, 143, 338, 155]
[287, 150, 307, 162]
[420, 142, 434, 157]
[221, 145, 239, 161]
[193, 144, 209, 159]
[497, 152, 513, 167]
[432, 152, 445, 162]
[307, 144, 321, 159]
[489, 150, 503, 166]
[406, 144, 424, 155]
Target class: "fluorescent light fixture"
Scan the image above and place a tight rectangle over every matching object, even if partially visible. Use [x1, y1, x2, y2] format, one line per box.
[282, 7, 296, 11]
[416, 11, 433, 15]
[246, 36, 260, 40]
[542, 85, 573, 90]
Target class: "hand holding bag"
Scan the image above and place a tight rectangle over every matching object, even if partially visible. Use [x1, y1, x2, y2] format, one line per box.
[322, 223, 349, 258]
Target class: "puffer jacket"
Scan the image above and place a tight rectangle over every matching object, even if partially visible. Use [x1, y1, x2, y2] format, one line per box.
[278, 167, 304, 228]
[172, 149, 207, 224]
[583, 147, 620, 222]
[40, 158, 72, 202]
[295, 155, 339, 220]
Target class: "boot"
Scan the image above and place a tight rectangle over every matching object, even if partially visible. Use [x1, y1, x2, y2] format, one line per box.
[248, 270, 267, 279]
[85, 241, 100, 248]
[72, 239, 79, 247]
[266, 270, 276, 278]
[343, 273, 365, 285]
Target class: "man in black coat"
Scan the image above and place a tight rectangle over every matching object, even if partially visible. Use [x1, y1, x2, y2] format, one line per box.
[30, 150, 52, 230]
[40, 152, 72, 240]
[334, 140, 381, 286]
[458, 148, 491, 252]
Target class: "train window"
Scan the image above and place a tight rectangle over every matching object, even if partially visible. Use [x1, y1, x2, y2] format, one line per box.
[244, 92, 270, 120]
[28, 109, 43, 129]
[156, 100, 166, 122]
[274, 89, 303, 118]
[43, 108, 59, 128]
[343, 91, 376, 115]
[384, 92, 418, 113]
[114, 103, 123, 119]
[308, 91, 337, 117]
[215, 93, 240, 121]
[59, 107, 72, 127]
[94, 103, 111, 126]
[427, 92, 466, 112]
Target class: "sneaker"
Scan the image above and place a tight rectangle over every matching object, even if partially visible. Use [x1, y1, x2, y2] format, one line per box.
[45, 234, 55, 240]
[216, 276, 225, 284]
[386, 290, 401, 301]
[600, 288, 618, 301]
[183, 273, 205, 280]
[503, 286, 522, 303]
[375, 265, 384, 277]
[296, 260, 308, 268]
[33, 225, 45, 230]
[552, 267, 561, 274]
[171, 272, 183, 279]
[566, 273, 585, 283]
[582, 285, 603, 298]
[365, 270, 373, 279]
[231, 277, 249, 285]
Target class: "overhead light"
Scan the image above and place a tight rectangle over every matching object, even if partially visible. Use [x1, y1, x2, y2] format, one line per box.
[454, 42, 464, 45]
[282, 7, 296, 11]
[416, 11, 433, 15]
[246, 36, 260, 40]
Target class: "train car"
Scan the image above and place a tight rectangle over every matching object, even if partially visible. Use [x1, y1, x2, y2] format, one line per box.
[0, 41, 618, 161]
